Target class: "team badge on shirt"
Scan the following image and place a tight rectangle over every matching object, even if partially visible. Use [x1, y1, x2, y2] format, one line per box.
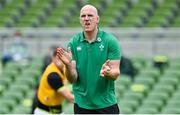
[99, 44, 104, 51]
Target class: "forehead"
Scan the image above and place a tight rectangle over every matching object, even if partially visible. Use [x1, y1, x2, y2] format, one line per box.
[80, 6, 97, 15]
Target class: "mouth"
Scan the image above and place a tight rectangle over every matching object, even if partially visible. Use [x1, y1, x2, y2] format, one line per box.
[85, 22, 90, 26]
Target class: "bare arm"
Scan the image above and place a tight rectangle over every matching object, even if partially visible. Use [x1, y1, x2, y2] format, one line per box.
[65, 60, 78, 83]
[57, 86, 74, 103]
[56, 48, 78, 83]
[47, 72, 74, 102]
[100, 60, 120, 80]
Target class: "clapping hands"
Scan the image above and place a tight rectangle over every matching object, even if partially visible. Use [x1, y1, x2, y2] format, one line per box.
[56, 47, 72, 66]
[100, 59, 111, 77]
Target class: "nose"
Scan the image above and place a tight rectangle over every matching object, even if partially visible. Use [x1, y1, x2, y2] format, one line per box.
[84, 15, 89, 20]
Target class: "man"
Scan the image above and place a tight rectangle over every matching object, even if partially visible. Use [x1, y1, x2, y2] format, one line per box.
[33, 48, 74, 114]
[57, 4, 121, 114]
[41, 45, 59, 73]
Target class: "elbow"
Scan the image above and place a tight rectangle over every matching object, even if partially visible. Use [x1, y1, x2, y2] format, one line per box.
[68, 76, 77, 84]
[69, 79, 76, 84]
[68, 79, 75, 84]
[68, 95, 74, 103]
[113, 74, 119, 80]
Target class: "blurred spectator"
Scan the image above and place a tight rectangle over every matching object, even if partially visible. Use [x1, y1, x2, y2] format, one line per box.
[31, 45, 59, 113]
[120, 56, 138, 79]
[32, 48, 74, 114]
[153, 55, 169, 74]
[41, 45, 59, 73]
[1, 31, 29, 66]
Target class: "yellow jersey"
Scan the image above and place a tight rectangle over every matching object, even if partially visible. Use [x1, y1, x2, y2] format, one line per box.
[37, 63, 66, 106]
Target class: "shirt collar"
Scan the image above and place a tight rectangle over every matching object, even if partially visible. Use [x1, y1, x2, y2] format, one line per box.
[80, 29, 103, 43]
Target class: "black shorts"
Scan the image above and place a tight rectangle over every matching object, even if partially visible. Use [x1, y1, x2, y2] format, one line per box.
[36, 98, 62, 114]
[74, 103, 120, 114]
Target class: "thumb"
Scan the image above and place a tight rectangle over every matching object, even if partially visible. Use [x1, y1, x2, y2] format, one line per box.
[102, 59, 110, 69]
[105, 59, 110, 66]
[68, 47, 71, 53]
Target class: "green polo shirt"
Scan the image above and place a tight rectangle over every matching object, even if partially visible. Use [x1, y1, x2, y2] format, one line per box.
[67, 29, 121, 109]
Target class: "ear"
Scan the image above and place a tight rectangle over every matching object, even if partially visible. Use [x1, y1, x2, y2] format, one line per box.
[97, 16, 100, 24]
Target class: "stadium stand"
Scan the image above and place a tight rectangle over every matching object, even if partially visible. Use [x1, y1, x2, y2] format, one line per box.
[0, 0, 180, 114]
[0, 0, 180, 27]
[115, 55, 180, 114]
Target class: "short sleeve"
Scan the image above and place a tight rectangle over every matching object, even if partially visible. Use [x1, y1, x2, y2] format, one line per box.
[47, 72, 63, 90]
[108, 36, 122, 60]
[67, 37, 76, 61]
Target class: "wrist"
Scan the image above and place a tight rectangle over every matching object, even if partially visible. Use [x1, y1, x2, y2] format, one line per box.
[65, 60, 73, 68]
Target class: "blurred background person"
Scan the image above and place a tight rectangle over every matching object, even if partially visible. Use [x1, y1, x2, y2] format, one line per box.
[120, 55, 138, 79]
[41, 45, 59, 73]
[1, 31, 29, 67]
[31, 45, 59, 113]
[32, 48, 74, 114]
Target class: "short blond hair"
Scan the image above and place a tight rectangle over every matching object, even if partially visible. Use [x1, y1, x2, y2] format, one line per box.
[80, 4, 99, 16]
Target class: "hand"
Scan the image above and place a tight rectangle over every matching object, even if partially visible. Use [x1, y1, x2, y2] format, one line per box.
[100, 59, 111, 77]
[56, 47, 72, 66]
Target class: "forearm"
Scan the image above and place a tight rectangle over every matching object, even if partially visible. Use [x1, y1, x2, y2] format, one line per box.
[58, 86, 74, 103]
[65, 61, 78, 83]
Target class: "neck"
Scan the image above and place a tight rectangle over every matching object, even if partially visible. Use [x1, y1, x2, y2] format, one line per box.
[84, 28, 98, 42]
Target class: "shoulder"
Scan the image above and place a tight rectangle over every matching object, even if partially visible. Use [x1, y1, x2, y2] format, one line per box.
[69, 32, 83, 42]
[100, 30, 117, 41]
[67, 32, 83, 50]
[48, 72, 59, 77]
[100, 31, 119, 45]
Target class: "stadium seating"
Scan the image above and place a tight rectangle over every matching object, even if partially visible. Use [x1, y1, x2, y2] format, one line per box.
[0, 53, 180, 114]
[0, 39, 180, 112]
[115, 55, 180, 114]
[0, 0, 180, 114]
[0, 0, 180, 27]
[0, 58, 41, 114]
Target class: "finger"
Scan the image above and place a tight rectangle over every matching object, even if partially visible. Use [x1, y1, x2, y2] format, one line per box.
[105, 59, 110, 65]
[56, 53, 62, 59]
[102, 59, 110, 69]
[68, 47, 71, 53]
[56, 48, 64, 58]
[106, 66, 111, 71]
[101, 63, 106, 69]
[56, 48, 62, 54]
[59, 48, 65, 55]
[56, 48, 62, 53]
[68, 47, 72, 57]
[100, 70, 105, 77]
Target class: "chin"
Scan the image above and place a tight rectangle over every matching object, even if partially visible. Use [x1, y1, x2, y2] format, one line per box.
[84, 28, 92, 32]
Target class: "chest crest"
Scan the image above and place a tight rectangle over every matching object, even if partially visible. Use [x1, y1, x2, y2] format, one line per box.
[99, 44, 104, 51]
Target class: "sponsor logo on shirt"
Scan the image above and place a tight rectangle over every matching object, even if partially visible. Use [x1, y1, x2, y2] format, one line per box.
[77, 46, 82, 51]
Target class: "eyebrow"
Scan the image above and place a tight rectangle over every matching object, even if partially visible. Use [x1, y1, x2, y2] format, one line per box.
[81, 14, 93, 17]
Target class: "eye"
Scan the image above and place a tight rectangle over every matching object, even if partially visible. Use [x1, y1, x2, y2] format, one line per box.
[81, 15, 86, 18]
[88, 14, 93, 17]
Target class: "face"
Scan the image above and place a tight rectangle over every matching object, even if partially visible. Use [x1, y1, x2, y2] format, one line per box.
[80, 5, 99, 32]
